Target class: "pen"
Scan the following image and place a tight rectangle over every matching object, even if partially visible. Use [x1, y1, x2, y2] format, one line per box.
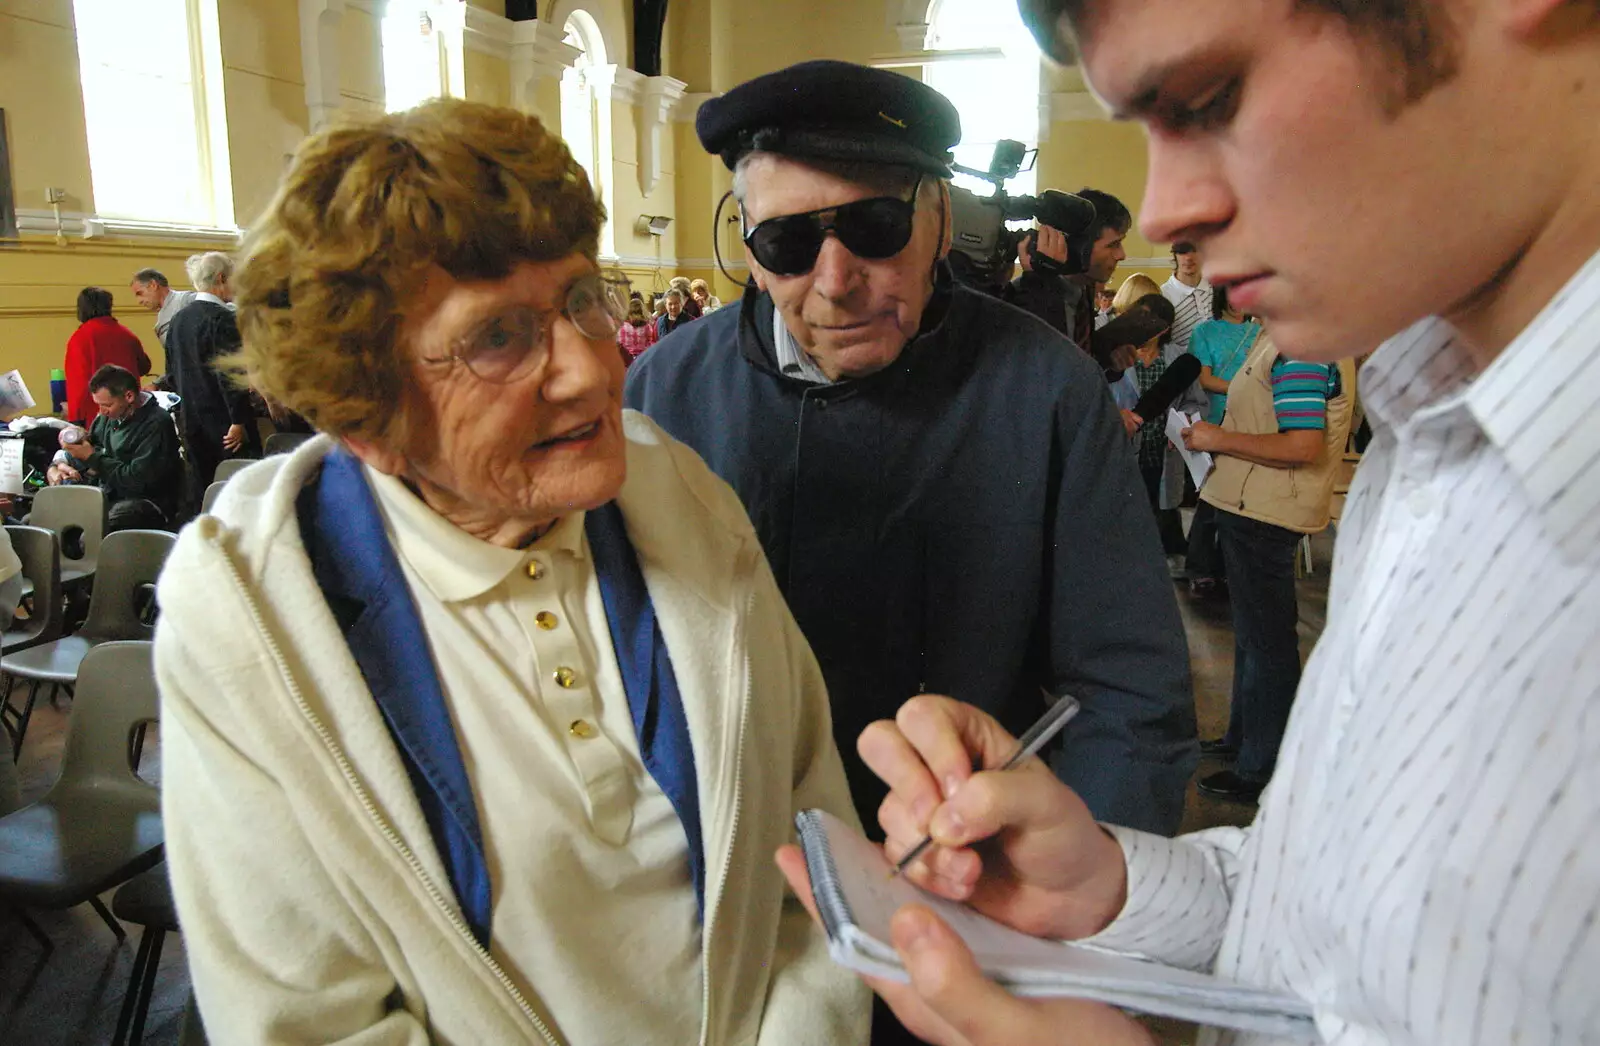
[890, 694, 1082, 878]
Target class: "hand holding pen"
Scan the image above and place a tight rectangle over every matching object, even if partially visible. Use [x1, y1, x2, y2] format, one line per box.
[853, 694, 1131, 944]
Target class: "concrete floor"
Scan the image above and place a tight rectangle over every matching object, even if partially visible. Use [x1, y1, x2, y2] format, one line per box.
[0, 532, 1335, 1045]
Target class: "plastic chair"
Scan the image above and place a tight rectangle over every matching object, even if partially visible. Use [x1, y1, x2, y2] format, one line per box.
[1, 530, 174, 757]
[200, 481, 226, 515]
[211, 458, 253, 484]
[1, 526, 64, 656]
[111, 862, 181, 1046]
[264, 431, 312, 456]
[0, 641, 164, 953]
[28, 485, 104, 587]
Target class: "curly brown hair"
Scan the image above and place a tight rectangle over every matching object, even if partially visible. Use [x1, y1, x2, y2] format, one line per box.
[233, 98, 605, 444]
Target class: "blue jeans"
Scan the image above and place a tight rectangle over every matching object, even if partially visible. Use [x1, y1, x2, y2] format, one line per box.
[1217, 511, 1304, 783]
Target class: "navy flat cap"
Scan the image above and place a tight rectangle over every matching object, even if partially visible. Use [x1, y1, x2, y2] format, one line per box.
[696, 60, 961, 178]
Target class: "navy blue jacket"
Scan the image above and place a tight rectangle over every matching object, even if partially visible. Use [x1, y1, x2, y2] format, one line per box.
[625, 274, 1197, 836]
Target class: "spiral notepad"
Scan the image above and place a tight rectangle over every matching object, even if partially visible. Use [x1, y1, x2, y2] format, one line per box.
[795, 809, 1318, 1041]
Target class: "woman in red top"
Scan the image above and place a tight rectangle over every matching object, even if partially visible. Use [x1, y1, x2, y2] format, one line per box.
[616, 296, 658, 365]
[64, 287, 151, 425]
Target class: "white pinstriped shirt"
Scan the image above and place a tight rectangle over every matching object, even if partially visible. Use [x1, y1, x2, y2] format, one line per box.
[1089, 247, 1600, 1045]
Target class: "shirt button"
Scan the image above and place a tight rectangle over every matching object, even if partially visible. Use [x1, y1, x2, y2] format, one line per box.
[526, 560, 545, 580]
[1407, 488, 1435, 517]
[535, 611, 559, 630]
[569, 719, 597, 739]
[553, 666, 579, 689]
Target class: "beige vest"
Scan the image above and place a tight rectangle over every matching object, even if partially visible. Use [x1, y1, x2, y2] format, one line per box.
[1200, 334, 1356, 534]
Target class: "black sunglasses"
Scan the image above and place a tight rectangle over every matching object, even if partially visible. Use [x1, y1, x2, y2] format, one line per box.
[743, 177, 922, 276]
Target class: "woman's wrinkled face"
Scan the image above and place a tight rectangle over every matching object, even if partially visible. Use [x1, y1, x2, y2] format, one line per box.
[377, 253, 626, 531]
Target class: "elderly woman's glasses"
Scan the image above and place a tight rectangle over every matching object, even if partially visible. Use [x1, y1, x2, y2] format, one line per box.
[424, 269, 631, 384]
[742, 177, 923, 277]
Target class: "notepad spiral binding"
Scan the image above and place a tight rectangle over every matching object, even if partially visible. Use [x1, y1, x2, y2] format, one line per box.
[795, 809, 854, 942]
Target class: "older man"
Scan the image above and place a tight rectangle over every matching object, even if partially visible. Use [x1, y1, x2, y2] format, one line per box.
[158, 99, 866, 1045]
[53, 364, 183, 529]
[164, 250, 257, 502]
[129, 267, 196, 349]
[626, 61, 1195, 842]
[777, 1, 1600, 1044]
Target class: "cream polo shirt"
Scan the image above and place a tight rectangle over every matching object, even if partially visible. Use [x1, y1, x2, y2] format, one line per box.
[364, 467, 702, 1045]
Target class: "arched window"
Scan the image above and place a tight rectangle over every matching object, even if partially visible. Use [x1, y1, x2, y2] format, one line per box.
[383, 1, 444, 112]
[560, 14, 604, 189]
[923, 0, 1041, 200]
[72, 0, 231, 226]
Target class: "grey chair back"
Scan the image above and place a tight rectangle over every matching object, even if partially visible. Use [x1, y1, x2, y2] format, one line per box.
[2, 526, 63, 652]
[200, 481, 226, 515]
[56, 641, 159, 795]
[264, 432, 312, 456]
[79, 530, 176, 641]
[29, 485, 104, 579]
[212, 458, 252, 485]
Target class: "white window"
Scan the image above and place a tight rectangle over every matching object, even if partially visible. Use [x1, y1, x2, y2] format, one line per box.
[383, 1, 444, 112]
[560, 15, 603, 190]
[923, 0, 1042, 200]
[73, 0, 231, 227]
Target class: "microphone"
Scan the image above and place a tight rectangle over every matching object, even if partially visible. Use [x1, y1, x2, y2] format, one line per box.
[1132, 352, 1203, 421]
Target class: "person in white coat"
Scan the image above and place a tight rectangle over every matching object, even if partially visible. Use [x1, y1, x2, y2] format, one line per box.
[155, 97, 867, 1046]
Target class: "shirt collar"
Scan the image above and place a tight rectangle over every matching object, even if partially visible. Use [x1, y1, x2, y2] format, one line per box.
[1363, 246, 1600, 558]
[364, 464, 588, 602]
[193, 291, 227, 307]
[773, 307, 833, 385]
[1163, 275, 1210, 298]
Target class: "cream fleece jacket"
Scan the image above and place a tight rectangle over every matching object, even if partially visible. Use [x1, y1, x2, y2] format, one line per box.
[155, 412, 870, 1045]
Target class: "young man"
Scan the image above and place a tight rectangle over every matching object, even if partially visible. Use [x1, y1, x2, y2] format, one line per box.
[777, 2, 1600, 1044]
[1161, 241, 1212, 351]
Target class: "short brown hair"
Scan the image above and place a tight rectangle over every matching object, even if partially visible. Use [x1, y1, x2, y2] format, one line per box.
[1021, 0, 1458, 104]
[77, 286, 114, 323]
[89, 364, 138, 398]
[233, 98, 604, 444]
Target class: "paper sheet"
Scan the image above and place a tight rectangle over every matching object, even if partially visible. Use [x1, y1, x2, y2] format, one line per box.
[0, 370, 35, 420]
[1166, 408, 1214, 488]
[0, 438, 24, 495]
[797, 809, 1318, 1041]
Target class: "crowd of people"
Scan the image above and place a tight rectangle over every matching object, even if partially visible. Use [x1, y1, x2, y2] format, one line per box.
[11, 1, 1598, 1042]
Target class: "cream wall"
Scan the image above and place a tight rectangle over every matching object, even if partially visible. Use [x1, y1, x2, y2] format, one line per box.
[1, 0, 1160, 405]
[0, 0, 387, 408]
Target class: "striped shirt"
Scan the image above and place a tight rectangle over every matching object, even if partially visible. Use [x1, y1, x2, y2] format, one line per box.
[1087, 245, 1600, 1045]
[1270, 359, 1341, 431]
[1162, 276, 1215, 350]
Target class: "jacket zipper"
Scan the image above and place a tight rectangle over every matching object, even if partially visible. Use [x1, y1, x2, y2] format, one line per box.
[208, 529, 563, 1046]
[698, 574, 755, 1046]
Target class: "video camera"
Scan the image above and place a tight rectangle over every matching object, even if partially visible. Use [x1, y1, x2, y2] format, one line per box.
[946, 139, 1098, 295]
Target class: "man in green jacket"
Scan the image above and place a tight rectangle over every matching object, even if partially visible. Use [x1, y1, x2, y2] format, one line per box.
[56, 363, 182, 528]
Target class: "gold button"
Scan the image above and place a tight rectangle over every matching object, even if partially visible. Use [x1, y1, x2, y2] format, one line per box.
[535, 611, 559, 631]
[525, 560, 545, 580]
[569, 719, 597, 739]
[553, 666, 579, 689]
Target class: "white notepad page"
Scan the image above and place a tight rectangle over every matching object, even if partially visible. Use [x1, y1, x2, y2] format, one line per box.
[796, 809, 1318, 1041]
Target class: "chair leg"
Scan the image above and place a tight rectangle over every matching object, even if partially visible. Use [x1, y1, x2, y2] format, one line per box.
[127, 928, 167, 1046]
[11, 680, 40, 760]
[2, 902, 55, 954]
[89, 894, 127, 941]
[113, 927, 157, 1046]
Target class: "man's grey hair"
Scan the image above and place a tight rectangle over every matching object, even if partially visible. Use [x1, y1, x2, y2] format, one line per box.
[185, 251, 233, 294]
[731, 152, 940, 212]
[131, 268, 169, 288]
[664, 288, 686, 303]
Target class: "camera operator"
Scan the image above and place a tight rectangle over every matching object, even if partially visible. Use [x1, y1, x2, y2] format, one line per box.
[1003, 189, 1131, 357]
[628, 58, 1194, 838]
[1002, 224, 1074, 338]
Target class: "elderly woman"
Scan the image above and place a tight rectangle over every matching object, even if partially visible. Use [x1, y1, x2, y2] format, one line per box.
[155, 99, 867, 1045]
